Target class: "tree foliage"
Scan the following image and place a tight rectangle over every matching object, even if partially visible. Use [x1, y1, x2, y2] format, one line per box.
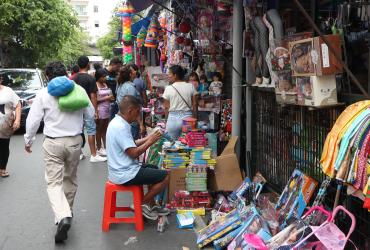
[0, 0, 88, 68]
[96, 17, 121, 60]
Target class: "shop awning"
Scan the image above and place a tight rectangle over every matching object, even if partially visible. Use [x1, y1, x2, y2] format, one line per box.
[131, 0, 165, 13]
[132, 16, 151, 36]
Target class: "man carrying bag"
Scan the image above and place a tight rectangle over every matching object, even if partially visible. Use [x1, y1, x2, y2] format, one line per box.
[24, 61, 95, 244]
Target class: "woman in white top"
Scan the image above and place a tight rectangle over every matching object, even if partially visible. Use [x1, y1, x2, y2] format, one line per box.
[0, 75, 21, 177]
[163, 65, 197, 139]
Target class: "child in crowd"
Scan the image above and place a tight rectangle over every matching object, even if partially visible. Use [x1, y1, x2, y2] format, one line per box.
[189, 72, 200, 91]
[198, 74, 209, 96]
[209, 72, 223, 96]
[95, 68, 113, 155]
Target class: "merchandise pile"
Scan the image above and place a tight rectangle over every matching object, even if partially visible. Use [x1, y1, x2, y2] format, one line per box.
[192, 169, 356, 249]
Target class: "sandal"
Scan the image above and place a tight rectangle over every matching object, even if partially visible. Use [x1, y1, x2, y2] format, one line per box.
[1, 170, 10, 178]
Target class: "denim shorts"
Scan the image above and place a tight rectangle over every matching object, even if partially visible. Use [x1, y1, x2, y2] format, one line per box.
[165, 111, 192, 139]
[84, 118, 96, 136]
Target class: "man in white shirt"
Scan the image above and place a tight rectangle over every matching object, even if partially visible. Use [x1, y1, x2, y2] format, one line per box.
[24, 61, 95, 244]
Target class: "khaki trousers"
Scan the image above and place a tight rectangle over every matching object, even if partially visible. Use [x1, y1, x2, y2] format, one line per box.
[42, 135, 82, 224]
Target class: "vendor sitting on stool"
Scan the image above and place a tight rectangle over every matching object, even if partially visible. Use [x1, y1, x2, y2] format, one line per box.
[106, 95, 170, 220]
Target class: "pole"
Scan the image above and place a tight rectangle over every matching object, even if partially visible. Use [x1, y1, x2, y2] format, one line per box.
[232, 0, 243, 155]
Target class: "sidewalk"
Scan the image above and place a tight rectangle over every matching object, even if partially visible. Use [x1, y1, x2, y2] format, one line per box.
[0, 134, 197, 250]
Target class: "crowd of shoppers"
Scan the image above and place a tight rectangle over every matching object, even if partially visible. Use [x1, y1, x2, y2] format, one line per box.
[0, 54, 203, 244]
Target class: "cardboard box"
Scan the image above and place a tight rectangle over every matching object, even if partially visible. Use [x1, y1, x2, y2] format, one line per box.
[208, 137, 243, 191]
[168, 168, 187, 200]
[289, 35, 342, 76]
[275, 70, 297, 104]
[296, 75, 338, 107]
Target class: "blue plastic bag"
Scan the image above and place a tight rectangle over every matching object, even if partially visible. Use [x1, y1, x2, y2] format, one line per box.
[47, 76, 74, 97]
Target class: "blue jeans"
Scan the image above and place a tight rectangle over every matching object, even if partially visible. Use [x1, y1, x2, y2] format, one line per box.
[165, 111, 192, 139]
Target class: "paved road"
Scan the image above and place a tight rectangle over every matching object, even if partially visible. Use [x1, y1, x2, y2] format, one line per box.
[0, 134, 197, 250]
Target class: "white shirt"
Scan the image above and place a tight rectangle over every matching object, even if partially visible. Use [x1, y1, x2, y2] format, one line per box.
[24, 88, 95, 145]
[106, 115, 139, 184]
[162, 82, 196, 112]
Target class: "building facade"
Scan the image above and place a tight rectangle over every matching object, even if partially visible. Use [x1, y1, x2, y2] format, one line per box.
[67, 0, 119, 45]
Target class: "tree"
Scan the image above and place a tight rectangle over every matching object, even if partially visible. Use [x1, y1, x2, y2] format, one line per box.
[0, 0, 88, 68]
[96, 17, 121, 60]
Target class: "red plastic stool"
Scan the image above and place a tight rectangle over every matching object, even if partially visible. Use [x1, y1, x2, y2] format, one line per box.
[102, 181, 144, 232]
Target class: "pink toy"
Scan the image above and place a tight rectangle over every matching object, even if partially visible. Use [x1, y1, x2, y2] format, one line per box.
[294, 205, 356, 250]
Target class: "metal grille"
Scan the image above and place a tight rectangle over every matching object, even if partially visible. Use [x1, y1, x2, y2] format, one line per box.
[250, 88, 370, 249]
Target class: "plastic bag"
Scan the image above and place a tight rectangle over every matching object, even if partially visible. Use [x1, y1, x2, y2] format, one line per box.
[58, 84, 89, 111]
[0, 112, 15, 138]
[47, 76, 74, 97]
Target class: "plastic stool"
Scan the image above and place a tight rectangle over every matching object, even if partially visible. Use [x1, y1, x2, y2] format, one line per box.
[102, 181, 144, 232]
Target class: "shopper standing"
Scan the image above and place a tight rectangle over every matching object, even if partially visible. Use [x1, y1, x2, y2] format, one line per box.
[103, 57, 122, 120]
[163, 65, 198, 139]
[24, 61, 95, 243]
[95, 68, 113, 155]
[131, 64, 148, 107]
[116, 65, 145, 140]
[73, 56, 106, 162]
[0, 75, 21, 177]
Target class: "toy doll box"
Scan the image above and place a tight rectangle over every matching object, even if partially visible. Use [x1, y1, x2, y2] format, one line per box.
[296, 75, 338, 107]
[289, 35, 342, 77]
[196, 209, 242, 248]
[275, 169, 318, 228]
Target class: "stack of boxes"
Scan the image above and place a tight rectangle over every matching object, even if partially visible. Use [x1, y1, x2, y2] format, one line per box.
[167, 148, 216, 209]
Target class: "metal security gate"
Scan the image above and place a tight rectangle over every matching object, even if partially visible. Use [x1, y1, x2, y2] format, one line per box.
[250, 88, 370, 249]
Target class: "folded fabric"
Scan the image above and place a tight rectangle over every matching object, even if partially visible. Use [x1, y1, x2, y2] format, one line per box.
[47, 76, 75, 97]
[58, 84, 89, 111]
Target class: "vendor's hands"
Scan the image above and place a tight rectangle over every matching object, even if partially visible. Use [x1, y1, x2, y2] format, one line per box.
[147, 130, 161, 144]
[25, 144, 32, 153]
[12, 120, 20, 131]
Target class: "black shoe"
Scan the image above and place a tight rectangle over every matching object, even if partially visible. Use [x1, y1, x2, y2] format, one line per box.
[55, 217, 72, 243]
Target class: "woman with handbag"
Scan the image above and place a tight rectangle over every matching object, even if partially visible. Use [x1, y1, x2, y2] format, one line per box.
[0, 75, 21, 177]
[163, 65, 198, 139]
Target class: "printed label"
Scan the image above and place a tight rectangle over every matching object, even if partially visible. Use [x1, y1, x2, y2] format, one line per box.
[321, 44, 330, 68]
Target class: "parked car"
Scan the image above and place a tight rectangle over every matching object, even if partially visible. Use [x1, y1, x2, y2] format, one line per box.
[0, 68, 47, 128]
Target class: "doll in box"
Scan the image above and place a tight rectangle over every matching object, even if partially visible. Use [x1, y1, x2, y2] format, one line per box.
[198, 10, 213, 46]
[209, 72, 223, 96]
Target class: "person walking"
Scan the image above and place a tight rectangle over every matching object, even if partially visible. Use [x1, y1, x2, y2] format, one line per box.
[163, 65, 198, 139]
[106, 95, 170, 220]
[95, 68, 113, 156]
[24, 61, 95, 243]
[116, 65, 145, 140]
[0, 75, 21, 177]
[73, 56, 106, 162]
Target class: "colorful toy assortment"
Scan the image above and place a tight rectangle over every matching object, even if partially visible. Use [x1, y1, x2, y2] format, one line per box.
[117, 0, 134, 63]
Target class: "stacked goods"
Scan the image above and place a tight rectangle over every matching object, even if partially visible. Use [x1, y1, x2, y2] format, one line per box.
[190, 148, 216, 168]
[163, 152, 189, 169]
[186, 148, 216, 192]
[186, 131, 207, 147]
[170, 190, 212, 209]
[186, 165, 207, 191]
